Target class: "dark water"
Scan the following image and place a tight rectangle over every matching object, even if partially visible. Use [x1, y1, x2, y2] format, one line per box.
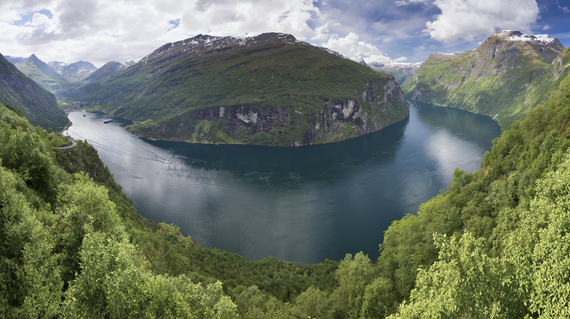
[66, 101, 500, 264]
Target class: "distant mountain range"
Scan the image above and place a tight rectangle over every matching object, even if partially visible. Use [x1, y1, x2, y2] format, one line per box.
[0, 53, 67, 130]
[72, 32, 409, 146]
[402, 30, 569, 129]
[369, 61, 423, 85]
[315, 46, 423, 84]
[83, 61, 135, 83]
[48, 60, 97, 82]
[5, 55, 134, 97]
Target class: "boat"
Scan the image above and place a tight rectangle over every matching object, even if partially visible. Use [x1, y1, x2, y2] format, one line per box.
[103, 119, 113, 124]
[83, 111, 86, 117]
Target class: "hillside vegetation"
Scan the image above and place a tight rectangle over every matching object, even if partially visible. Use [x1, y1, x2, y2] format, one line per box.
[0, 53, 67, 131]
[402, 30, 570, 130]
[73, 33, 408, 146]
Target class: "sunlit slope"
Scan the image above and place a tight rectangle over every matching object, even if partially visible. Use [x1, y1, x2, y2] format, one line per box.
[75, 33, 408, 146]
[402, 30, 570, 129]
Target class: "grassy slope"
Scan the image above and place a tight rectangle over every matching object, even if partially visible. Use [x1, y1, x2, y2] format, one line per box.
[75, 39, 402, 145]
[402, 41, 570, 130]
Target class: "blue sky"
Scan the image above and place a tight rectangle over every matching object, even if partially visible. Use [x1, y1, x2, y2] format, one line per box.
[0, 0, 568, 67]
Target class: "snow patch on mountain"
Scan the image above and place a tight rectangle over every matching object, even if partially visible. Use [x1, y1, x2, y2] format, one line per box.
[141, 33, 299, 64]
[496, 30, 565, 51]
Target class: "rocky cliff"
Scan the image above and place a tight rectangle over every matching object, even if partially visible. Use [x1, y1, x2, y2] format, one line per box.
[74, 32, 409, 146]
[402, 30, 569, 129]
[130, 77, 407, 146]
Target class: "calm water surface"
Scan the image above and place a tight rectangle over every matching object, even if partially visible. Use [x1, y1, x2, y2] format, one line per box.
[67, 101, 500, 264]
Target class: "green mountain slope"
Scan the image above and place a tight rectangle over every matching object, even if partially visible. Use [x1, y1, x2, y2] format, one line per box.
[15, 54, 71, 93]
[73, 32, 408, 146]
[402, 30, 569, 129]
[0, 53, 67, 130]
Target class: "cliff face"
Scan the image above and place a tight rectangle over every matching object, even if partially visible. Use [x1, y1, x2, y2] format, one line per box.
[0, 53, 67, 130]
[130, 77, 407, 146]
[74, 32, 409, 146]
[402, 30, 569, 129]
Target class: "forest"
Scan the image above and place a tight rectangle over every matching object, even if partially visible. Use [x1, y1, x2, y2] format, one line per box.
[1, 73, 570, 318]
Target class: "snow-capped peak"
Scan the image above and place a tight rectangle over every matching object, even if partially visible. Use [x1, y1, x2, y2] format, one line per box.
[494, 30, 565, 51]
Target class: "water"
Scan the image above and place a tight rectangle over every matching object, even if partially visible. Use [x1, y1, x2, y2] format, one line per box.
[66, 101, 501, 264]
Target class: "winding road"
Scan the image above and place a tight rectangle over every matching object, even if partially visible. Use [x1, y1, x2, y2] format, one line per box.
[53, 137, 77, 149]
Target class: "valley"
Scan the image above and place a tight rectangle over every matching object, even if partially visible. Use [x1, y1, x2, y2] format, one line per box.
[2, 18, 570, 317]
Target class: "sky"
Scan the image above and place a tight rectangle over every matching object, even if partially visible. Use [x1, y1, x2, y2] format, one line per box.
[0, 0, 569, 68]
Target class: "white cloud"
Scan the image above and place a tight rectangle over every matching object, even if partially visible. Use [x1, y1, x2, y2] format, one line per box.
[394, 0, 428, 6]
[425, 0, 540, 42]
[543, 25, 551, 30]
[558, 1, 570, 13]
[0, 0, 321, 67]
[323, 32, 381, 56]
[311, 23, 330, 41]
[320, 32, 399, 63]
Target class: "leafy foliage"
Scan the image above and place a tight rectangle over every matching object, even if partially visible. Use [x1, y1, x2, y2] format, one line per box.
[0, 103, 238, 317]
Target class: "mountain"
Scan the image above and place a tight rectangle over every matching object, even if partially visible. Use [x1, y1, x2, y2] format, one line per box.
[370, 61, 423, 85]
[11, 54, 71, 94]
[401, 30, 569, 129]
[82, 61, 134, 83]
[48, 60, 97, 82]
[0, 53, 67, 130]
[73, 32, 409, 147]
[351, 57, 369, 68]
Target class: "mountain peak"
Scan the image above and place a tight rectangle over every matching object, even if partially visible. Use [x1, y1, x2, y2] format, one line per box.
[19, 53, 47, 68]
[141, 32, 300, 65]
[492, 30, 565, 51]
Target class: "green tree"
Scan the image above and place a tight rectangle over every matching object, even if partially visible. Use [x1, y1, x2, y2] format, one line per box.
[330, 252, 376, 319]
[292, 286, 331, 319]
[504, 151, 570, 318]
[389, 232, 524, 318]
[0, 167, 62, 317]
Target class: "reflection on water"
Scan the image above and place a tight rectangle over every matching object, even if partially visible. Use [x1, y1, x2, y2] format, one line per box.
[67, 101, 500, 264]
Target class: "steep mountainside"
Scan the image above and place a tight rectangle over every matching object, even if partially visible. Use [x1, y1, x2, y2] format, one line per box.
[13, 54, 70, 93]
[0, 53, 67, 130]
[402, 30, 570, 129]
[74, 32, 408, 146]
[48, 60, 97, 82]
[82, 61, 134, 83]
